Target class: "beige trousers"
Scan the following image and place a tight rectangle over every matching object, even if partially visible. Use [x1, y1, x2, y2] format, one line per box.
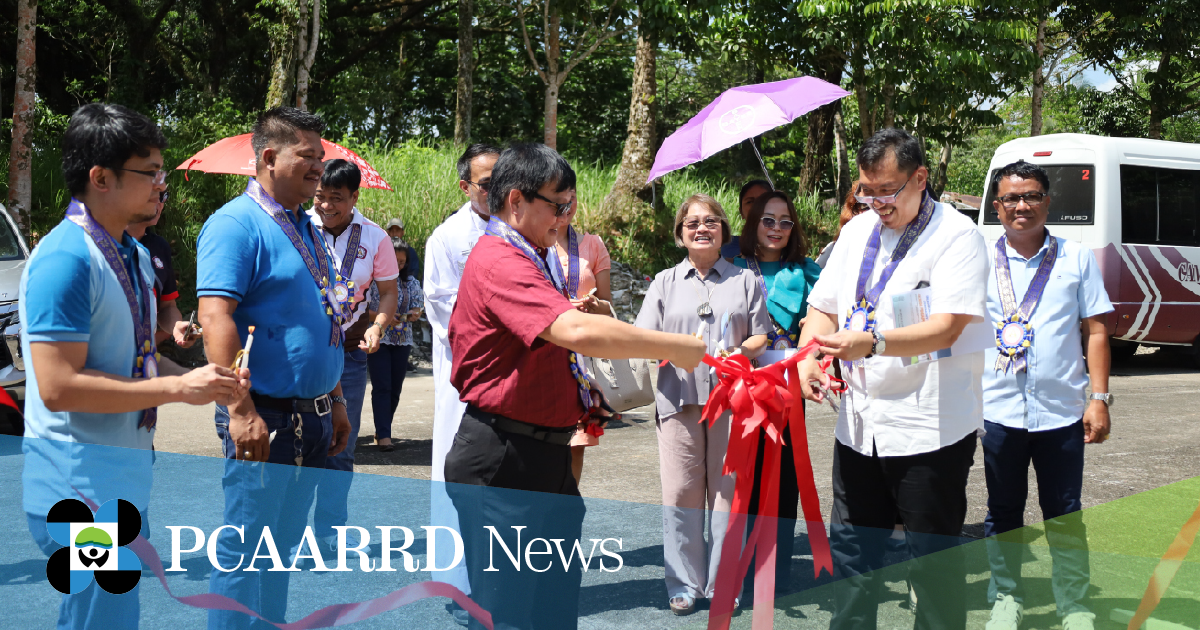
[657, 404, 737, 600]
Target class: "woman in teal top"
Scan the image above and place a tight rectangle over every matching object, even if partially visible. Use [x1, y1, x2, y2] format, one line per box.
[732, 190, 821, 349]
[731, 189, 821, 593]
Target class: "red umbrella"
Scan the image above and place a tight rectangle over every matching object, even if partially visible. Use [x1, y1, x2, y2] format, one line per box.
[175, 133, 392, 191]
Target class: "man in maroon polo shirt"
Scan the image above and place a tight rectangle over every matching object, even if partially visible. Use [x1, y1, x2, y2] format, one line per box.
[446, 143, 705, 630]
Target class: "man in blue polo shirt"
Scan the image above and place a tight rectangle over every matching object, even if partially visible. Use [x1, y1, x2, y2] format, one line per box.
[197, 106, 351, 630]
[981, 161, 1113, 630]
[21, 103, 244, 630]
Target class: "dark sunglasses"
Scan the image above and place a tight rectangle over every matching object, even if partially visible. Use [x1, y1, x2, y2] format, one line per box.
[530, 191, 573, 216]
[760, 217, 795, 230]
[466, 179, 490, 193]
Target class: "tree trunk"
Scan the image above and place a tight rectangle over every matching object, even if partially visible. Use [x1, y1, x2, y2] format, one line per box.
[797, 54, 842, 196]
[265, 1, 299, 109]
[295, 0, 320, 111]
[1147, 49, 1169, 140]
[834, 106, 851, 202]
[542, 11, 562, 148]
[933, 143, 952, 198]
[7, 0, 36, 238]
[1030, 17, 1046, 136]
[852, 45, 872, 140]
[882, 83, 896, 130]
[454, 0, 474, 145]
[600, 27, 657, 225]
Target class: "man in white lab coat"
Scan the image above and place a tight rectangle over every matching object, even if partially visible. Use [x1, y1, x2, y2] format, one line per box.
[423, 143, 500, 622]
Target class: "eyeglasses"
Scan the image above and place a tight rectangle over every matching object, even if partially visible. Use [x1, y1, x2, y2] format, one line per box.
[466, 180, 490, 193]
[530, 191, 573, 216]
[997, 192, 1047, 208]
[855, 173, 914, 206]
[682, 217, 722, 231]
[760, 217, 795, 231]
[115, 168, 167, 186]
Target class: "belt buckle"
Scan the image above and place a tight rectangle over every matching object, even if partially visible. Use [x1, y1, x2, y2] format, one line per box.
[314, 395, 332, 416]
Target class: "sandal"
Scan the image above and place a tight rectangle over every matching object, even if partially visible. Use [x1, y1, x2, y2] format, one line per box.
[669, 594, 696, 616]
[377, 437, 395, 452]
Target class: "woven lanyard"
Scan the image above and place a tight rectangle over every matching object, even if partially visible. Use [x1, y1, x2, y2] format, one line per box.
[334, 222, 363, 280]
[746, 257, 795, 349]
[486, 217, 596, 412]
[564, 226, 581, 299]
[245, 179, 342, 346]
[321, 220, 363, 319]
[65, 198, 158, 430]
[854, 191, 936, 309]
[993, 232, 1057, 374]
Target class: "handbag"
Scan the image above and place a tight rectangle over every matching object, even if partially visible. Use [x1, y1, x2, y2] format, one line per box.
[583, 301, 655, 412]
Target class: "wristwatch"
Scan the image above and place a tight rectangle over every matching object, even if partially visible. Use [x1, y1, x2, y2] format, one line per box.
[368, 322, 383, 332]
[330, 395, 348, 408]
[1090, 392, 1114, 407]
[867, 330, 887, 358]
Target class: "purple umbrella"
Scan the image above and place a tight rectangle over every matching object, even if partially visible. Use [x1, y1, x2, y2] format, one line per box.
[647, 76, 851, 185]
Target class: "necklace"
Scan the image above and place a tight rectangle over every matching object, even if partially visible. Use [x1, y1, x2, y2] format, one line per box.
[689, 270, 715, 318]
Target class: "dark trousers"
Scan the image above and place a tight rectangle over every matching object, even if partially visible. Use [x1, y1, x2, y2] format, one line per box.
[445, 406, 587, 630]
[983, 420, 1089, 616]
[745, 419, 801, 594]
[367, 344, 411, 440]
[829, 433, 977, 630]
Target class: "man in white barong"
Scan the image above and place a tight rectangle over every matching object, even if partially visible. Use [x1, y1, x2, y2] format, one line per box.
[423, 143, 500, 625]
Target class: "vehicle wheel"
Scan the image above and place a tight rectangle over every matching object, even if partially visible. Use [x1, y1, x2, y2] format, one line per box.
[1110, 339, 1138, 362]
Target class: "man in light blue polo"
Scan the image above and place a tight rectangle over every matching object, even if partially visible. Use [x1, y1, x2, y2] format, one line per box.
[197, 106, 351, 630]
[981, 161, 1113, 630]
[21, 103, 244, 630]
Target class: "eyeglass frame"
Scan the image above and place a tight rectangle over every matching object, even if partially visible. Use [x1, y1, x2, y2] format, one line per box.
[759, 216, 795, 231]
[681, 216, 723, 231]
[528, 191, 574, 217]
[996, 192, 1048, 208]
[465, 179, 491, 193]
[114, 167, 168, 186]
[854, 171, 915, 207]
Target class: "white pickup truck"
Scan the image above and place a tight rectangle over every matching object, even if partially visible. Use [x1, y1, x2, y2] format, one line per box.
[0, 202, 28, 434]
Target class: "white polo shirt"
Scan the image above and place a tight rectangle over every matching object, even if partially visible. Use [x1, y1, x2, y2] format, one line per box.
[308, 209, 400, 329]
[808, 201, 989, 457]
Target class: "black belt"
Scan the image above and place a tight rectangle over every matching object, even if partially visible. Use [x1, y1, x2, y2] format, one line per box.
[251, 393, 333, 416]
[468, 405, 575, 446]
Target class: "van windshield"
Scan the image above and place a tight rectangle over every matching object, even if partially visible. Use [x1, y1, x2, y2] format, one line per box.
[982, 164, 1095, 225]
[0, 213, 24, 261]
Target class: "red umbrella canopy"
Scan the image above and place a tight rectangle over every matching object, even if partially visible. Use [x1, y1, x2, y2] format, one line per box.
[175, 133, 392, 191]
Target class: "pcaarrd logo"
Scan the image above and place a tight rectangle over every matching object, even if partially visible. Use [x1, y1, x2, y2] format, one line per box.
[45, 498, 143, 595]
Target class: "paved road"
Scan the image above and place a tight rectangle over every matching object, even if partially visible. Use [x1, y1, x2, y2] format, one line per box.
[140, 347, 1200, 629]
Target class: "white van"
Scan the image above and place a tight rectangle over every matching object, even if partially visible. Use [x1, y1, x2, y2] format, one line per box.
[978, 133, 1200, 363]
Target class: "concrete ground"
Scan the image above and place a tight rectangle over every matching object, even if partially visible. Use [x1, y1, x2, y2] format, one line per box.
[142, 346, 1200, 629]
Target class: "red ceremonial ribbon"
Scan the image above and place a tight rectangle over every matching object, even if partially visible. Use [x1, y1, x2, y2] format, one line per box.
[700, 340, 843, 630]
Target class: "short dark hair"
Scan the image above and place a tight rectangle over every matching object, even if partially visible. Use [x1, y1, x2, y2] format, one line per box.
[738, 180, 773, 206]
[739, 190, 809, 262]
[251, 106, 325, 162]
[487, 143, 576, 216]
[857, 128, 925, 174]
[991, 160, 1051, 194]
[62, 103, 168, 196]
[457, 143, 502, 182]
[320, 159, 361, 193]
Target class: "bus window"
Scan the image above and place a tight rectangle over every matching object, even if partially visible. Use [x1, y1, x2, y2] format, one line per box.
[1120, 165, 1200, 247]
[983, 164, 1096, 225]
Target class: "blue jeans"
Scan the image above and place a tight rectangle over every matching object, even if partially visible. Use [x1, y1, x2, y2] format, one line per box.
[983, 419, 1090, 616]
[207, 403, 332, 630]
[28, 512, 150, 630]
[313, 350, 368, 541]
[366, 344, 411, 440]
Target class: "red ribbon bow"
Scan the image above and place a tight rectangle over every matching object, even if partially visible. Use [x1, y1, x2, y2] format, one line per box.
[700, 340, 842, 630]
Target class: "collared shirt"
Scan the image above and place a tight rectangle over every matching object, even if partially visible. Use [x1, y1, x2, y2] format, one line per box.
[20, 219, 157, 516]
[450, 235, 582, 428]
[635, 256, 772, 416]
[808, 202, 989, 457]
[424, 201, 490, 347]
[308, 208, 400, 346]
[368, 275, 423, 346]
[196, 193, 344, 399]
[983, 234, 1113, 431]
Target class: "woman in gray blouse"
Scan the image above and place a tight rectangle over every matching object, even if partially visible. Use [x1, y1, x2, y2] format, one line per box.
[635, 193, 772, 615]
